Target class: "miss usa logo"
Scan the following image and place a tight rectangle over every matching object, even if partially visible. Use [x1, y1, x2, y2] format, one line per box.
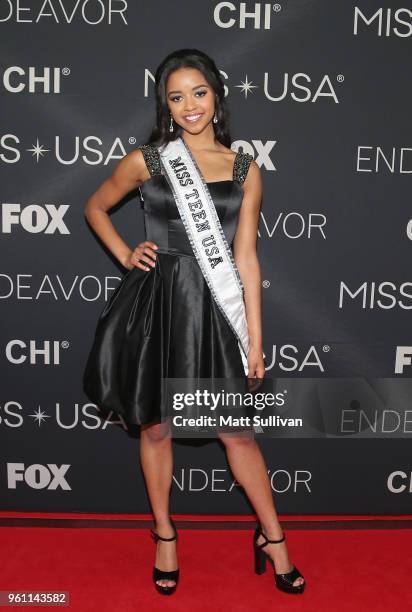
[1, 135, 129, 165]
[354, 7, 412, 37]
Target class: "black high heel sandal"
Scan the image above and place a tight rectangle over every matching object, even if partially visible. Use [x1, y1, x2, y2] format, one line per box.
[150, 518, 179, 595]
[253, 524, 305, 594]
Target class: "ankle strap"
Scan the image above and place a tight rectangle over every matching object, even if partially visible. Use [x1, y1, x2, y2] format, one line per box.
[150, 519, 178, 543]
[255, 526, 285, 548]
[150, 529, 177, 542]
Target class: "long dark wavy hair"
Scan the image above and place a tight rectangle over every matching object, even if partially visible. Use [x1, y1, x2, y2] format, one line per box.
[145, 48, 231, 148]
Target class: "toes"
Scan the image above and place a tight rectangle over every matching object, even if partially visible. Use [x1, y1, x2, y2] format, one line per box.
[156, 580, 175, 588]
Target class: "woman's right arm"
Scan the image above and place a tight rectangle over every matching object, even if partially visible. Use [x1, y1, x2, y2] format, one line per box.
[84, 149, 158, 271]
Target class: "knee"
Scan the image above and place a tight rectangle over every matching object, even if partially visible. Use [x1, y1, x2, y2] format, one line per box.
[141, 420, 171, 443]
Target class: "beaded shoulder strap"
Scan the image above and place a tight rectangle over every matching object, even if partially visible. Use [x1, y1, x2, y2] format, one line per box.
[137, 144, 162, 207]
[233, 151, 254, 185]
[139, 143, 162, 177]
[139, 144, 253, 183]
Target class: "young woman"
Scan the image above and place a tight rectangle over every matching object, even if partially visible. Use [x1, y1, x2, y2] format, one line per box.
[83, 48, 305, 596]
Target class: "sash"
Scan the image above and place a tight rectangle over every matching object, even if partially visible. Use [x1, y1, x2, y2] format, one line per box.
[158, 137, 254, 376]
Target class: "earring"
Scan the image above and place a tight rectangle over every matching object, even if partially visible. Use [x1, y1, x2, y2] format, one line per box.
[213, 112, 218, 124]
[169, 113, 174, 132]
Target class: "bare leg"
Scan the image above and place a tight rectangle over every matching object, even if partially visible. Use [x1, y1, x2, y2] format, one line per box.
[218, 429, 305, 587]
[140, 419, 177, 588]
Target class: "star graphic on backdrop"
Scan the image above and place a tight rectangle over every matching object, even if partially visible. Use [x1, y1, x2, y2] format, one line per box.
[29, 406, 51, 426]
[235, 75, 259, 99]
[27, 139, 50, 162]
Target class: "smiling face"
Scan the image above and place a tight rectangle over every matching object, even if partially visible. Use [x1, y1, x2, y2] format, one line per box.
[166, 66, 216, 135]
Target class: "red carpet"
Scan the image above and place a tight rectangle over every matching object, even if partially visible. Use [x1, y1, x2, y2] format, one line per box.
[1, 518, 411, 611]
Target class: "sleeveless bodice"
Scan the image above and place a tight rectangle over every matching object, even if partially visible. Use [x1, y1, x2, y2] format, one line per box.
[137, 144, 253, 257]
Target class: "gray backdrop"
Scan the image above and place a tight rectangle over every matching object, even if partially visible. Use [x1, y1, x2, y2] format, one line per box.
[1, 1, 411, 514]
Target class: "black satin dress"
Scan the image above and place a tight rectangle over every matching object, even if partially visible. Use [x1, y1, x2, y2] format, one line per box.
[82, 144, 254, 427]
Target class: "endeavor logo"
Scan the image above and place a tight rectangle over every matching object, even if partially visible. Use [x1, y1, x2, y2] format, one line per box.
[173, 467, 312, 493]
[357, 146, 412, 173]
[0, 1, 128, 24]
[354, 7, 412, 37]
[258, 212, 327, 240]
[0, 274, 121, 301]
[7, 463, 71, 490]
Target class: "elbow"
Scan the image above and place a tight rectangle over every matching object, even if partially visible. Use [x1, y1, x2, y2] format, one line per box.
[84, 198, 96, 221]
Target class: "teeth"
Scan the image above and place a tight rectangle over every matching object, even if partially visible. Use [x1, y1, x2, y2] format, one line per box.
[185, 114, 202, 122]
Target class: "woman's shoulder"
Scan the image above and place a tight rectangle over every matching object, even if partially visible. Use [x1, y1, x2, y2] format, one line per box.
[215, 144, 254, 184]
